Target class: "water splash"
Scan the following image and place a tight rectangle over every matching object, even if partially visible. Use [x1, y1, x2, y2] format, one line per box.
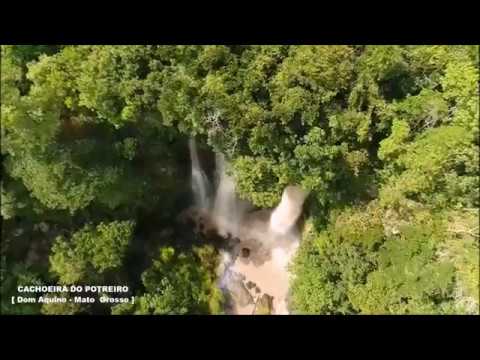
[270, 186, 308, 235]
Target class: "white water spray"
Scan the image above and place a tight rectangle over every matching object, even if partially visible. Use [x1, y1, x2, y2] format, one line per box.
[212, 153, 251, 238]
[269, 186, 308, 235]
[189, 138, 210, 210]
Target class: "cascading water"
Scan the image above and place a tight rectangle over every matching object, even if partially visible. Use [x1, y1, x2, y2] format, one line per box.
[214, 182, 308, 314]
[186, 139, 308, 314]
[212, 154, 251, 238]
[189, 138, 210, 210]
[269, 186, 308, 235]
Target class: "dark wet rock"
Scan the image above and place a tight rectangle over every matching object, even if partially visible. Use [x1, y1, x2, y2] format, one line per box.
[186, 218, 196, 230]
[13, 228, 25, 237]
[159, 228, 174, 239]
[33, 222, 49, 233]
[203, 229, 217, 240]
[224, 272, 253, 307]
[250, 246, 272, 267]
[241, 248, 250, 258]
[254, 294, 273, 315]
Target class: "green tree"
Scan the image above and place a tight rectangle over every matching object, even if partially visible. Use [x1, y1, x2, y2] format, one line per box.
[350, 224, 456, 314]
[49, 220, 135, 284]
[41, 293, 86, 315]
[112, 245, 223, 315]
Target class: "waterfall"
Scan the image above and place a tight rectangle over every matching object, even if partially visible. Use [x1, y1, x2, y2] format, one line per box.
[186, 140, 308, 314]
[189, 138, 210, 210]
[212, 153, 250, 238]
[269, 186, 308, 235]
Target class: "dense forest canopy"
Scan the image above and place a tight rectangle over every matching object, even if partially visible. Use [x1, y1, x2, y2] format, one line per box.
[1, 45, 479, 315]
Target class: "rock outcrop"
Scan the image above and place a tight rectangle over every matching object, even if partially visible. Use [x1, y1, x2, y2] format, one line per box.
[254, 294, 274, 315]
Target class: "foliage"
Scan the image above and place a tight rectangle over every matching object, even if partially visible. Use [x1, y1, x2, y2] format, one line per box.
[291, 204, 478, 314]
[349, 224, 455, 314]
[436, 210, 479, 313]
[49, 220, 135, 284]
[41, 293, 86, 315]
[112, 244, 223, 315]
[1, 262, 44, 315]
[1, 45, 478, 315]
[290, 207, 382, 314]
